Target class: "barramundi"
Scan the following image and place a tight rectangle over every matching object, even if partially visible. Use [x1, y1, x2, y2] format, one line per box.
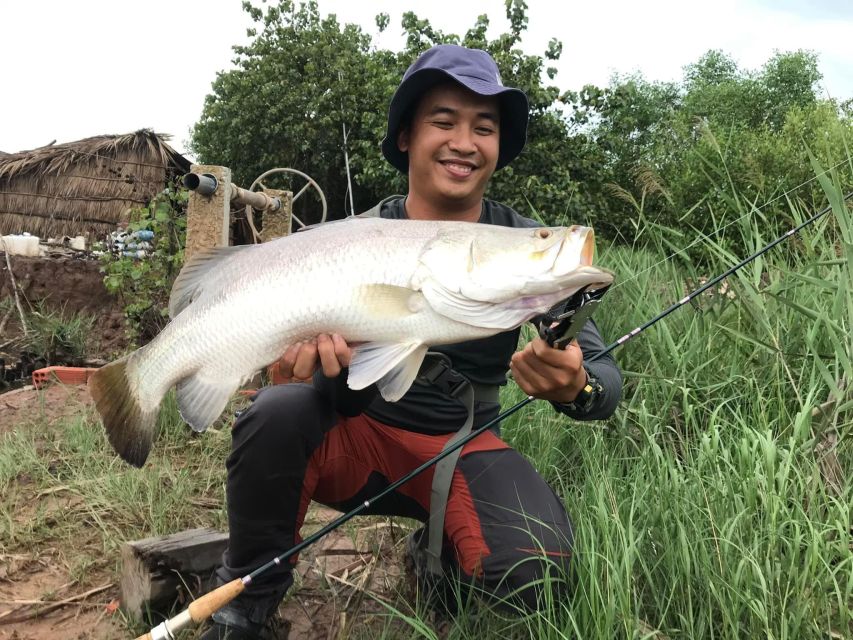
[89, 218, 613, 466]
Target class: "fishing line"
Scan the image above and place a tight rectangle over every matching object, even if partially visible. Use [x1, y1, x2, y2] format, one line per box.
[141, 192, 853, 640]
[608, 158, 851, 292]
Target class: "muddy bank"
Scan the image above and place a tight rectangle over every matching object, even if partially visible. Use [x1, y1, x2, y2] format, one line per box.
[1, 252, 129, 361]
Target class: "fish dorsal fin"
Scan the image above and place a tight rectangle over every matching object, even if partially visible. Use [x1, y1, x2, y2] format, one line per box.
[348, 341, 428, 402]
[169, 245, 254, 318]
[175, 369, 243, 432]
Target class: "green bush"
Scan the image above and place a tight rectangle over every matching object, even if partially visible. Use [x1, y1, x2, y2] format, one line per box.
[23, 303, 95, 365]
[100, 186, 188, 344]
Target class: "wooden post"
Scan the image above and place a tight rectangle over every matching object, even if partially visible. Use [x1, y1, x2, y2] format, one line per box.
[185, 164, 231, 262]
[260, 189, 293, 241]
[120, 527, 229, 620]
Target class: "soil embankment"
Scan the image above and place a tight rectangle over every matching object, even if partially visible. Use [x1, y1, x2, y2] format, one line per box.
[1, 252, 128, 360]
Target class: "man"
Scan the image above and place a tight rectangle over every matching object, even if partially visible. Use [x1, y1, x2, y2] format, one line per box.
[202, 44, 621, 639]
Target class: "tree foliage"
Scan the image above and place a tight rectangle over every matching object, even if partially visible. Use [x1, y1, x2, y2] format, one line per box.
[191, 1, 394, 221]
[191, 1, 852, 247]
[191, 0, 589, 222]
[563, 48, 851, 243]
[100, 186, 188, 343]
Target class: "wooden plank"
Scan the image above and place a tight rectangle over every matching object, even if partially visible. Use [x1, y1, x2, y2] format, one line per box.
[120, 527, 228, 620]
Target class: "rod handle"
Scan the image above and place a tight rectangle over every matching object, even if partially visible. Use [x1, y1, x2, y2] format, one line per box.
[188, 578, 245, 621]
[134, 578, 245, 640]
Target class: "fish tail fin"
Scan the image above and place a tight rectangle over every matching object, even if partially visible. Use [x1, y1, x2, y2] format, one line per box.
[88, 356, 158, 467]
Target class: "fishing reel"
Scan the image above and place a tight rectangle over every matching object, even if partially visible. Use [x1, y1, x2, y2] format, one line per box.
[537, 283, 612, 349]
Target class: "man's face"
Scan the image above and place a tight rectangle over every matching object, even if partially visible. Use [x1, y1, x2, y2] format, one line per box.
[398, 82, 500, 210]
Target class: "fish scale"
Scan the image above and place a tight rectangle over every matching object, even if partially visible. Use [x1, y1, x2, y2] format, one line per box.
[88, 217, 612, 466]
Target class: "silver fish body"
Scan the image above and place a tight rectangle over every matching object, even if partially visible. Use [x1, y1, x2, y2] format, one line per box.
[89, 217, 613, 466]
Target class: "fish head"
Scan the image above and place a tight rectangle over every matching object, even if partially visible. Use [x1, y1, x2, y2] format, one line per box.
[414, 224, 613, 330]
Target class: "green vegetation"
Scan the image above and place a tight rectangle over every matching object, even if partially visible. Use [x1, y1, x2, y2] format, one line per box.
[22, 303, 95, 365]
[0, 393, 229, 551]
[99, 186, 188, 343]
[189, 0, 600, 220]
[3, 170, 850, 638]
[493, 171, 852, 640]
[190, 0, 852, 246]
[7, 1, 853, 636]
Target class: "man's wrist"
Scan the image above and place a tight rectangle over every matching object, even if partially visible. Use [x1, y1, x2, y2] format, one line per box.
[556, 366, 603, 413]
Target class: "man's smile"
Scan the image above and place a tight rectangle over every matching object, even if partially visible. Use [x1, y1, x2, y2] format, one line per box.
[439, 159, 477, 178]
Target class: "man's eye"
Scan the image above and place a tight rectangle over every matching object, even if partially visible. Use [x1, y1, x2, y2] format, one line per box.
[432, 120, 453, 128]
[476, 126, 496, 135]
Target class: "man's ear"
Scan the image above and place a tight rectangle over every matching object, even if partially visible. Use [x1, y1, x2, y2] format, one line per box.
[397, 127, 409, 153]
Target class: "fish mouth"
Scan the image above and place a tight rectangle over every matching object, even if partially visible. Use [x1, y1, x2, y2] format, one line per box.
[552, 226, 595, 275]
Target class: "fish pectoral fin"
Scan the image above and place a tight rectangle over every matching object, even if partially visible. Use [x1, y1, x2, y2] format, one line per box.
[168, 244, 254, 318]
[375, 344, 429, 402]
[175, 372, 241, 432]
[348, 341, 428, 402]
[356, 284, 425, 319]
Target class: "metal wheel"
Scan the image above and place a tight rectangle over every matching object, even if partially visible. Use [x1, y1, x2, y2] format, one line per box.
[248, 167, 328, 233]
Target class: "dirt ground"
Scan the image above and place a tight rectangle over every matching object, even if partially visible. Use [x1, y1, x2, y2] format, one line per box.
[0, 384, 93, 434]
[0, 252, 129, 364]
[0, 384, 120, 639]
[0, 384, 413, 640]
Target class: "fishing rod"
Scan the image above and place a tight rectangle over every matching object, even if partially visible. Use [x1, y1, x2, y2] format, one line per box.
[138, 192, 852, 640]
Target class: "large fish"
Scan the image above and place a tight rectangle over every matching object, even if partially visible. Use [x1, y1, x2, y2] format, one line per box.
[89, 218, 613, 466]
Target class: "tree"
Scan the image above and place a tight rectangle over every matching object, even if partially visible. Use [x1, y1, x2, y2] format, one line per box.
[190, 1, 586, 224]
[561, 49, 851, 246]
[190, 1, 396, 221]
[191, 3, 850, 250]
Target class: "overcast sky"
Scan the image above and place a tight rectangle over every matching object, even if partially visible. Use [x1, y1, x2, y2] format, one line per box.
[1, 0, 851, 159]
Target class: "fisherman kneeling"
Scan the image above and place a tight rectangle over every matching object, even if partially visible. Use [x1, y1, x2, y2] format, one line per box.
[201, 44, 622, 639]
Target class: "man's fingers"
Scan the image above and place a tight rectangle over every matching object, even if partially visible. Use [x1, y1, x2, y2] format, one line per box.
[292, 342, 319, 380]
[531, 337, 581, 365]
[510, 351, 550, 395]
[278, 343, 302, 379]
[279, 335, 352, 382]
[510, 338, 585, 398]
[332, 334, 352, 368]
[317, 334, 344, 377]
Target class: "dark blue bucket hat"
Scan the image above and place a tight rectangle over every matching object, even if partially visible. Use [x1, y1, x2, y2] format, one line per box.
[381, 44, 529, 173]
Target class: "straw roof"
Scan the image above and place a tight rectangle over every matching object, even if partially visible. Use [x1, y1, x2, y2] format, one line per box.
[0, 130, 190, 239]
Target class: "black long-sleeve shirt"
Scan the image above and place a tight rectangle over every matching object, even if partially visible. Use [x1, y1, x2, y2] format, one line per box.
[314, 196, 622, 433]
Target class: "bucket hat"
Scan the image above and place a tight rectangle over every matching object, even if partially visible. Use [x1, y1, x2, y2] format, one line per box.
[381, 44, 529, 173]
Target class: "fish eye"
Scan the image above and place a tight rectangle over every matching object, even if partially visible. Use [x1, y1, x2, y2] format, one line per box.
[535, 228, 552, 239]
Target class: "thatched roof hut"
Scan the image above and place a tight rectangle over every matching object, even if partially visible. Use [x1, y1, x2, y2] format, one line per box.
[0, 130, 190, 239]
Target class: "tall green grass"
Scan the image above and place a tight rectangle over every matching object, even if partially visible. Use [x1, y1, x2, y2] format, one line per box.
[491, 166, 853, 639]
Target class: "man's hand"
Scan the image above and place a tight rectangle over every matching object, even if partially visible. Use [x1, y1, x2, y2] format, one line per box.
[276, 334, 352, 382]
[510, 338, 587, 403]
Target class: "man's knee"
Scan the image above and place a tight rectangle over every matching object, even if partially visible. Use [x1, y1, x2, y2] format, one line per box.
[452, 448, 576, 611]
[479, 520, 574, 611]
